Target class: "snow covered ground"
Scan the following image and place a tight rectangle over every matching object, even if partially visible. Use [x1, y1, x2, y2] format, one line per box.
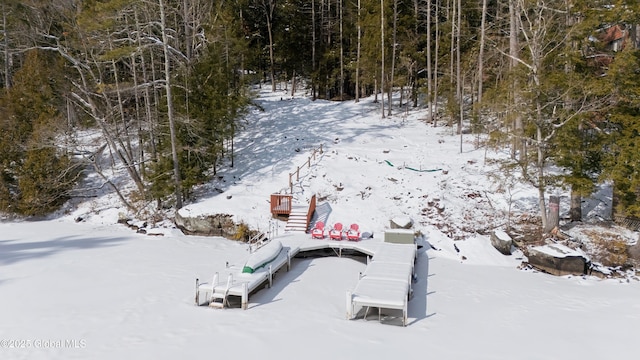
[1, 87, 638, 359]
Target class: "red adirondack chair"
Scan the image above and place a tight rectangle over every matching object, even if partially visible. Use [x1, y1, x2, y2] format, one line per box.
[346, 223, 360, 241]
[311, 221, 325, 239]
[329, 223, 344, 240]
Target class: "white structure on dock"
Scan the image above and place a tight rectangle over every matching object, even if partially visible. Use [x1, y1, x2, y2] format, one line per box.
[195, 231, 417, 326]
[195, 241, 296, 310]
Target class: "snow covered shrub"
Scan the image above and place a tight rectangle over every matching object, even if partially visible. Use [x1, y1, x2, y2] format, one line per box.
[234, 222, 251, 241]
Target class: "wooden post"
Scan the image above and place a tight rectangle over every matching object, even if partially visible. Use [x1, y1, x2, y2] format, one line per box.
[403, 302, 407, 327]
[289, 173, 293, 193]
[195, 278, 199, 305]
[308, 156, 311, 168]
[241, 282, 248, 310]
[320, 144, 323, 153]
[546, 195, 560, 233]
[296, 166, 300, 181]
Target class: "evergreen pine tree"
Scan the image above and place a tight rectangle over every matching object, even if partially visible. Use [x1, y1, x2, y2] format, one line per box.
[0, 50, 79, 216]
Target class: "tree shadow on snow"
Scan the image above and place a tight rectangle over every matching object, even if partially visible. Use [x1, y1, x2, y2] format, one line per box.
[190, 95, 401, 198]
[0, 235, 127, 267]
[245, 256, 315, 309]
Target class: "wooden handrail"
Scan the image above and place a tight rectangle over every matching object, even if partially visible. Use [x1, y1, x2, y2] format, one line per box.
[289, 144, 323, 193]
[270, 194, 292, 216]
[305, 194, 317, 232]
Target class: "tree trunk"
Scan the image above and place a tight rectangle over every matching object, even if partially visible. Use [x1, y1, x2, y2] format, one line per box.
[355, 0, 361, 103]
[129, 52, 145, 178]
[388, 0, 398, 116]
[449, 0, 456, 117]
[456, 0, 461, 136]
[570, 188, 582, 222]
[141, 8, 161, 166]
[510, 0, 523, 160]
[426, 0, 432, 113]
[433, 0, 440, 127]
[159, 0, 183, 209]
[312, 0, 317, 100]
[339, 0, 344, 100]
[291, 70, 296, 97]
[2, 4, 12, 91]
[134, 9, 150, 132]
[374, 77, 378, 103]
[110, 53, 136, 167]
[183, 0, 192, 60]
[478, 0, 487, 104]
[537, 125, 547, 231]
[380, 0, 385, 118]
[263, 0, 276, 92]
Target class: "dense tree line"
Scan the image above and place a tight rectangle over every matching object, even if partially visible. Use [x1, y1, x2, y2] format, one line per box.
[0, 0, 638, 228]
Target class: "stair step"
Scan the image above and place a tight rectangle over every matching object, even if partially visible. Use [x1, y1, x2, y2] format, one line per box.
[288, 219, 306, 223]
[208, 302, 225, 309]
[287, 218, 307, 223]
[285, 224, 308, 231]
[284, 201, 311, 233]
[285, 229, 308, 233]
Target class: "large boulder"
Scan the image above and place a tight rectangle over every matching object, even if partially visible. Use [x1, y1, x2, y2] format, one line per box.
[627, 238, 640, 267]
[175, 210, 237, 238]
[491, 230, 513, 255]
[390, 216, 413, 229]
[527, 244, 589, 276]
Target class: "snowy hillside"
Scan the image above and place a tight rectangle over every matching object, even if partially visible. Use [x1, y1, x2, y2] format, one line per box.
[1, 87, 638, 359]
[177, 89, 523, 242]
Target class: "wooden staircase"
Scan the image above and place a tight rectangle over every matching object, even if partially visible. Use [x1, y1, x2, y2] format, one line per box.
[272, 194, 316, 233]
[284, 205, 310, 233]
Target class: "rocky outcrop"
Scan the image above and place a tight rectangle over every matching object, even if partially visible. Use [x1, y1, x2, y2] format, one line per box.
[527, 244, 589, 276]
[627, 239, 640, 267]
[491, 230, 513, 255]
[175, 211, 238, 238]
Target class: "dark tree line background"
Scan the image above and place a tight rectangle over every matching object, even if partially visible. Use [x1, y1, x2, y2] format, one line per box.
[0, 0, 639, 230]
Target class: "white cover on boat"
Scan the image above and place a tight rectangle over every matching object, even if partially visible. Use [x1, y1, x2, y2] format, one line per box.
[242, 240, 283, 273]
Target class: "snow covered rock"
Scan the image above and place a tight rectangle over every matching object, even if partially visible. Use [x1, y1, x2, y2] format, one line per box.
[175, 211, 236, 238]
[627, 239, 640, 267]
[390, 216, 413, 229]
[527, 244, 589, 276]
[490, 230, 513, 255]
